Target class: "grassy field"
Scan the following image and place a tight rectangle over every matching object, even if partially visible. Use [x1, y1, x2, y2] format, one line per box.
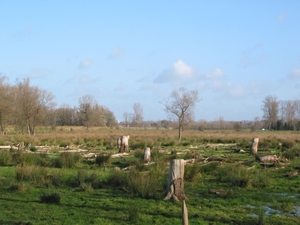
[0, 127, 300, 224]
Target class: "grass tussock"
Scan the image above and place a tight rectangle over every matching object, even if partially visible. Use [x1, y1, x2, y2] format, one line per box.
[40, 192, 61, 204]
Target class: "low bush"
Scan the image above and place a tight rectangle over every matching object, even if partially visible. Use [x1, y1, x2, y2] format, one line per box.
[0, 151, 12, 166]
[95, 153, 112, 167]
[251, 170, 271, 188]
[124, 166, 165, 199]
[40, 192, 61, 204]
[15, 165, 48, 184]
[281, 140, 296, 151]
[54, 152, 82, 168]
[199, 162, 219, 175]
[215, 163, 250, 187]
[282, 148, 300, 160]
[184, 163, 201, 182]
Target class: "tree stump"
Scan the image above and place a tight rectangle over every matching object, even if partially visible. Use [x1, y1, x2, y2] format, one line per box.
[18, 142, 24, 151]
[164, 159, 188, 224]
[250, 138, 259, 155]
[143, 147, 151, 163]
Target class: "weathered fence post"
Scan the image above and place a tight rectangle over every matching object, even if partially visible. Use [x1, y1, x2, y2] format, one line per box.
[143, 147, 151, 163]
[164, 159, 188, 225]
[250, 138, 259, 155]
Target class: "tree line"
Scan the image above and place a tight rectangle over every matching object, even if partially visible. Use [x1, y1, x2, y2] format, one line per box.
[1, 76, 298, 137]
[262, 95, 300, 131]
[0, 77, 116, 135]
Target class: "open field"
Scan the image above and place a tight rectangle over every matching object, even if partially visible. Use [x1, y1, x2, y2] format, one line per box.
[0, 127, 300, 224]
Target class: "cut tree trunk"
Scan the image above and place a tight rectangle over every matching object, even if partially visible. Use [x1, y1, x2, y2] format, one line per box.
[165, 159, 189, 225]
[143, 147, 151, 163]
[164, 159, 187, 201]
[250, 138, 259, 155]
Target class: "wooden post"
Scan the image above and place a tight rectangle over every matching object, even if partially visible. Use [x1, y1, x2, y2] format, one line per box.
[250, 138, 259, 155]
[143, 147, 151, 163]
[182, 200, 188, 225]
[165, 159, 188, 224]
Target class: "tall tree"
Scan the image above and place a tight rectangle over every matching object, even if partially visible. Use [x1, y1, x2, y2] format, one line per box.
[14, 78, 55, 136]
[56, 104, 75, 126]
[0, 76, 12, 134]
[133, 103, 144, 127]
[78, 95, 96, 130]
[262, 95, 279, 130]
[162, 87, 199, 142]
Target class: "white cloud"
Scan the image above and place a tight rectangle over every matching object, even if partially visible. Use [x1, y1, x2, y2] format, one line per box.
[173, 60, 193, 77]
[287, 69, 300, 78]
[210, 80, 224, 89]
[78, 60, 92, 69]
[229, 85, 245, 97]
[109, 48, 124, 59]
[154, 60, 194, 83]
[206, 68, 224, 79]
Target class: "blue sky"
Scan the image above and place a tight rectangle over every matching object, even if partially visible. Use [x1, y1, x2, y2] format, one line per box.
[1, 1, 300, 122]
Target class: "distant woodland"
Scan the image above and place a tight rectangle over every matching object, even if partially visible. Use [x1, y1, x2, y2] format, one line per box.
[0, 77, 299, 135]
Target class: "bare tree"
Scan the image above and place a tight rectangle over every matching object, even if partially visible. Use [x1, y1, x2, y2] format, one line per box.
[14, 78, 55, 136]
[123, 112, 130, 127]
[133, 103, 144, 128]
[262, 95, 279, 130]
[56, 104, 75, 126]
[161, 87, 199, 142]
[0, 76, 13, 134]
[79, 95, 97, 130]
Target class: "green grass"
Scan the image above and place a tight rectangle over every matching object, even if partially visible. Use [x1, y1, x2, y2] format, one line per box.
[0, 129, 300, 224]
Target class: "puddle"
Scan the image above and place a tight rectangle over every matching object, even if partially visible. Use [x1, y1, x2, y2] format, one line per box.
[245, 204, 300, 217]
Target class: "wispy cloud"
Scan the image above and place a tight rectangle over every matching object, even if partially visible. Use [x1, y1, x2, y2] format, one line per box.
[115, 83, 127, 91]
[277, 13, 289, 23]
[109, 47, 124, 59]
[240, 43, 267, 68]
[287, 68, 300, 78]
[228, 84, 245, 97]
[27, 67, 49, 78]
[154, 60, 194, 84]
[206, 68, 224, 79]
[78, 60, 92, 69]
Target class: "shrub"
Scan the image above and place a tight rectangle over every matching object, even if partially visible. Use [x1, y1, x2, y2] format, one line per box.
[55, 152, 81, 168]
[133, 149, 144, 159]
[95, 153, 112, 167]
[283, 148, 300, 160]
[29, 146, 38, 152]
[124, 166, 165, 199]
[215, 163, 250, 187]
[184, 163, 201, 182]
[0, 151, 12, 166]
[251, 170, 271, 188]
[40, 192, 61, 204]
[9, 181, 29, 192]
[199, 162, 219, 175]
[163, 140, 176, 147]
[130, 141, 146, 150]
[281, 140, 296, 151]
[15, 165, 48, 184]
[180, 141, 191, 147]
[106, 170, 127, 188]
